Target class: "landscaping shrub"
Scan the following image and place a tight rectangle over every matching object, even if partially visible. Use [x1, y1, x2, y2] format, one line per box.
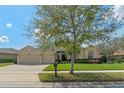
[107, 56, 124, 64]
[0, 59, 17, 64]
[61, 58, 101, 64]
[75, 59, 89, 64]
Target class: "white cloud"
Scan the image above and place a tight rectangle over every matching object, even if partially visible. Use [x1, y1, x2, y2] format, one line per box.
[0, 36, 9, 43]
[114, 5, 124, 19]
[6, 23, 12, 28]
[33, 29, 44, 39]
[34, 29, 41, 33]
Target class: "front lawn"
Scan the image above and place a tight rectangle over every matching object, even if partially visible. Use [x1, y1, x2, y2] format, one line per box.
[39, 72, 124, 82]
[44, 64, 124, 71]
[0, 63, 14, 67]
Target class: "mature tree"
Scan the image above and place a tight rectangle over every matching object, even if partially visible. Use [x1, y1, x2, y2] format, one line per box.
[97, 34, 124, 57]
[26, 6, 123, 74]
[97, 37, 121, 56]
[118, 35, 124, 49]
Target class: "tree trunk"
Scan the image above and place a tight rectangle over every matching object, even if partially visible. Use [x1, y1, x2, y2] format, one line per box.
[70, 34, 76, 74]
[69, 10, 76, 74]
[70, 30, 76, 74]
[70, 53, 76, 74]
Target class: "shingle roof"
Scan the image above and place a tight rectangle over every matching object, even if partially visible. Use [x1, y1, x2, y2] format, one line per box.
[19, 45, 42, 54]
[0, 48, 18, 54]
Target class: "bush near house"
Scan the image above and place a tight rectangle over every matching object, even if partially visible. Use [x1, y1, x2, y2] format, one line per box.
[62, 58, 102, 64]
[107, 56, 124, 64]
[61, 56, 124, 64]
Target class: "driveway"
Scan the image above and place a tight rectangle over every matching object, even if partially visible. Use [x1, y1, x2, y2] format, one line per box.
[1, 64, 124, 88]
[0, 64, 48, 87]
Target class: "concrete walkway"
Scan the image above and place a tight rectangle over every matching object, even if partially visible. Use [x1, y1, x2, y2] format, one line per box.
[0, 81, 124, 88]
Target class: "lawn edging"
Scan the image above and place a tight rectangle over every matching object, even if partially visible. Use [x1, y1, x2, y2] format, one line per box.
[0, 63, 14, 67]
[38, 72, 124, 82]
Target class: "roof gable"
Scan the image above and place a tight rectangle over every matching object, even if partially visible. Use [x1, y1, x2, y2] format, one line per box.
[0, 48, 18, 54]
[19, 45, 42, 54]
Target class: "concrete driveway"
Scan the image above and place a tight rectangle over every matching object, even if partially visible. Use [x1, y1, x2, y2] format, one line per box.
[0, 64, 48, 84]
[1, 64, 124, 88]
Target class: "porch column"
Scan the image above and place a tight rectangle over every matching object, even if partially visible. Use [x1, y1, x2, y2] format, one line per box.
[17, 55, 19, 64]
[40, 54, 42, 64]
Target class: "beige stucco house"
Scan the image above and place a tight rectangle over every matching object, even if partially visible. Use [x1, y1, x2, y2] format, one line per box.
[17, 46, 55, 65]
[0, 48, 18, 59]
[17, 45, 100, 65]
[0, 45, 100, 65]
[79, 46, 100, 59]
[2, 45, 124, 65]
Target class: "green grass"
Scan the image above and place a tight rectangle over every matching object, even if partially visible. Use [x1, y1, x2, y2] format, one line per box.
[0, 59, 17, 64]
[0, 59, 16, 67]
[39, 73, 124, 82]
[0, 63, 14, 67]
[44, 64, 124, 71]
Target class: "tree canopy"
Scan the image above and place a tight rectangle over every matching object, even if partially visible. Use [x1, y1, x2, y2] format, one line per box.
[97, 35, 124, 56]
[26, 5, 124, 74]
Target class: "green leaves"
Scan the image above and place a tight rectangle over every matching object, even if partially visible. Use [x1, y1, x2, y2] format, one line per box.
[27, 5, 123, 53]
[97, 37, 124, 56]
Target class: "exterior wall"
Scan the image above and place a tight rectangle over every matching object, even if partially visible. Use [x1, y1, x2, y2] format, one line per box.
[17, 45, 101, 65]
[60, 47, 100, 59]
[84, 49, 99, 59]
[0, 53, 17, 59]
[42, 50, 55, 64]
[18, 49, 55, 64]
[18, 54, 42, 65]
[42, 53, 55, 64]
[94, 49, 100, 58]
[79, 49, 86, 59]
[79, 47, 100, 59]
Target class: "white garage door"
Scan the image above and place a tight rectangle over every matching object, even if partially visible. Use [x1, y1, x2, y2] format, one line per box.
[18, 54, 42, 65]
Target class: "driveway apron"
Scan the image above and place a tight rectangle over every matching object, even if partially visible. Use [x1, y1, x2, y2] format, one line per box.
[0, 64, 48, 86]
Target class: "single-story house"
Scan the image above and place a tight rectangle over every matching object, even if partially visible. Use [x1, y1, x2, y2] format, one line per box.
[0, 45, 100, 65]
[0, 48, 18, 59]
[2, 45, 124, 65]
[17, 46, 55, 65]
[113, 48, 124, 56]
[79, 46, 100, 59]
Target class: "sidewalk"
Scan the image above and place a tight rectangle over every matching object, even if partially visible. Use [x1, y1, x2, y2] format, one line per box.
[0, 81, 124, 88]
[41, 70, 124, 73]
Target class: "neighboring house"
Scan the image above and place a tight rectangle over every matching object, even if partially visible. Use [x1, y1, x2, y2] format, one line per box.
[0, 48, 18, 59]
[112, 49, 124, 56]
[0, 45, 100, 65]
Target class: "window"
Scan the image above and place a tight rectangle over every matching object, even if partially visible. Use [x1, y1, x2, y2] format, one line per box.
[56, 51, 67, 61]
[88, 50, 94, 59]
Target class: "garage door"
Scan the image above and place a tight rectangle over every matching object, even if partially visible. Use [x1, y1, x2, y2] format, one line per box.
[18, 54, 42, 65]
